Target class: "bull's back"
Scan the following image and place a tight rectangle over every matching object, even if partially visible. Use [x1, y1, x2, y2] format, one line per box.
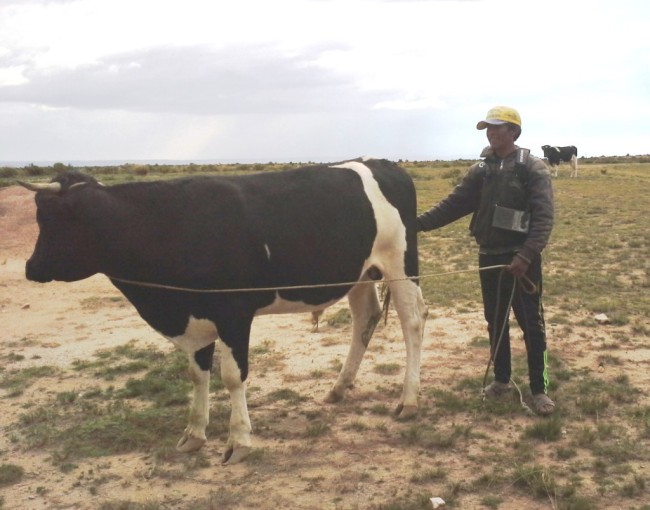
[108, 159, 415, 297]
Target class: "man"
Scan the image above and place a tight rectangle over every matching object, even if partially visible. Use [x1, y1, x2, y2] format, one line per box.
[417, 106, 555, 415]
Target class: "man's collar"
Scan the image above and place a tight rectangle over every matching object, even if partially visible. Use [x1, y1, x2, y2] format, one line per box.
[481, 145, 520, 161]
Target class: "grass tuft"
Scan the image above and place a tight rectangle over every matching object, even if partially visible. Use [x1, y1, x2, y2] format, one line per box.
[0, 464, 24, 486]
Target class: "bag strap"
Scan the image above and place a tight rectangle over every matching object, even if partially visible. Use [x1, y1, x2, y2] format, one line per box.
[514, 148, 530, 188]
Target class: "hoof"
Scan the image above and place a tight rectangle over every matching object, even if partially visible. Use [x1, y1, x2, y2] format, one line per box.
[394, 403, 418, 419]
[222, 445, 252, 465]
[176, 434, 206, 453]
[324, 389, 343, 404]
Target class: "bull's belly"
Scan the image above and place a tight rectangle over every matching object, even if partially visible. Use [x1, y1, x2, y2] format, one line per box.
[254, 294, 341, 316]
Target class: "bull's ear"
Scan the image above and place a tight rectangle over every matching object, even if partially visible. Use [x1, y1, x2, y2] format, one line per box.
[17, 181, 62, 194]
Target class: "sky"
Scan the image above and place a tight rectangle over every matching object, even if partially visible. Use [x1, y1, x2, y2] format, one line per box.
[0, 0, 649, 165]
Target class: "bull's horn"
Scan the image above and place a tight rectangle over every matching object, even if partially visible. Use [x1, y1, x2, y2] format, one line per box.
[17, 181, 62, 193]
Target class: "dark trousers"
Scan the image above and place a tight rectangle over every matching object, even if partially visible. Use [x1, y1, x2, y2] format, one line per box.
[479, 252, 549, 395]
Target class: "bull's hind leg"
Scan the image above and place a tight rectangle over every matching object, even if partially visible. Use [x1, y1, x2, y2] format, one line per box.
[325, 281, 382, 403]
[387, 279, 427, 417]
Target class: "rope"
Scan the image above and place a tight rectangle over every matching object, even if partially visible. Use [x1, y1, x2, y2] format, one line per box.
[106, 264, 535, 294]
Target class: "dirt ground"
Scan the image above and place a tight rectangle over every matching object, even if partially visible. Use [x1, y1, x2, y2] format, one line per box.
[1, 185, 648, 510]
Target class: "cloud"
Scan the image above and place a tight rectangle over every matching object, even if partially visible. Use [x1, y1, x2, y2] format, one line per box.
[0, 44, 398, 116]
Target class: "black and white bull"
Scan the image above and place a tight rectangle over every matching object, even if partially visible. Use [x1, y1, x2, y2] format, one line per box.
[20, 158, 427, 464]
[541, 145, 578, 177]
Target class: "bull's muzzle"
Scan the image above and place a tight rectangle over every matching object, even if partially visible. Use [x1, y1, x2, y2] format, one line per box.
[25, 259, 53, 283]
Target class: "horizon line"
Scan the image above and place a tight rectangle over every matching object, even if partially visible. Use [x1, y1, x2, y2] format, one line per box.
[2, 153, 649, 168]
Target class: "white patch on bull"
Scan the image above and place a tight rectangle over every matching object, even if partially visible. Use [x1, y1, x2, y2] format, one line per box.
[168, 316, 218, 354]
[264, 243, 271, 260]
[329, 161, 408, 274]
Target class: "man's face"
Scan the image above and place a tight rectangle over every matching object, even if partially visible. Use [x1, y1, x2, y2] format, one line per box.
[486, 124, 516, 154]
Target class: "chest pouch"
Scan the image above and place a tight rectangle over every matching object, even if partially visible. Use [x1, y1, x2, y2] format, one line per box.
[492, 204, 530, 233]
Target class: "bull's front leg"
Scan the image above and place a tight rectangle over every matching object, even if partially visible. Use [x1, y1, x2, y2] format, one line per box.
[176, 342, 215, 452]
[218, 338, 252, 464]
[215, 317, 254, 465]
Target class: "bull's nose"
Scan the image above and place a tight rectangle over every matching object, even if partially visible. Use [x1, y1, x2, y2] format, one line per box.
[25, 260, 52, 283]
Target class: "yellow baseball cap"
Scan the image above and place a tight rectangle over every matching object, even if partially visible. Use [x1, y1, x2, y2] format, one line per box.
[476, 106, 521, 129]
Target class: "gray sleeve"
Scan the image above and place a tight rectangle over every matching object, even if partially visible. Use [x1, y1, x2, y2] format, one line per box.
[417, 165, 482, 231]
[519, 159, 554, 261]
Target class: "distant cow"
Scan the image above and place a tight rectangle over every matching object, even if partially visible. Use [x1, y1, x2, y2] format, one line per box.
[20, 158, 427, 464]
[541, 145, 578, 177]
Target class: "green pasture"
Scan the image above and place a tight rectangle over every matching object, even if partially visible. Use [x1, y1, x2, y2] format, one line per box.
[412, 159, 650, 325]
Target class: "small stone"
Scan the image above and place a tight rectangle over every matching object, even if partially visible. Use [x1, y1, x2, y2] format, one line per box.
[594, 313, 610, 325]
[430, 497, 446, 508]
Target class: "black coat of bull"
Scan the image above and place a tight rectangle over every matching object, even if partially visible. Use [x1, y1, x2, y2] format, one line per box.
[22, 158, 426, 463]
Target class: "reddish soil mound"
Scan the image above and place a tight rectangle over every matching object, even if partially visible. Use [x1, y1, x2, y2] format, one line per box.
[0, 186, 37, 258]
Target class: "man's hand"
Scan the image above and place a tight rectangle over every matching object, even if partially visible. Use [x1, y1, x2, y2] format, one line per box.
[508, 255, 530, 278]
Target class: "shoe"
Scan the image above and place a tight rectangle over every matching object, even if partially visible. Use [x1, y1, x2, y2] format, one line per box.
[483, 381, 511, 399]
[532, 393, 555, 416]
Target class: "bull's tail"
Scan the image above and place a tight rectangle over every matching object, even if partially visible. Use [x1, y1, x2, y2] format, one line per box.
[380, 284, 391, 325]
